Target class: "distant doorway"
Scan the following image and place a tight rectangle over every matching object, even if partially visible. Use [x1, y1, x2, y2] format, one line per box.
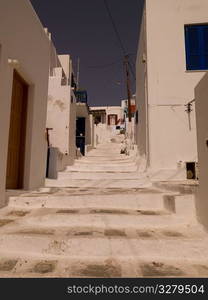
[6, 70, 28, 189]
[76, 117, 86, 156]
[108, 114, 118, 125]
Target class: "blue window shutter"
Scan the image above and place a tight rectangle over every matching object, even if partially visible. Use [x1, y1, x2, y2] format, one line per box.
[201, 25, 208, 69]
[185, 24, 208, 70]
[185, 26, 201, 70]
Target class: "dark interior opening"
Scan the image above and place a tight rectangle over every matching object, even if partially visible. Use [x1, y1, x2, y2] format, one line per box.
[186, 162, 196, 180]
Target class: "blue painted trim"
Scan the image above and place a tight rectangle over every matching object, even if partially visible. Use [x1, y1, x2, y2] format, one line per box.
[185, 24, 208, 70]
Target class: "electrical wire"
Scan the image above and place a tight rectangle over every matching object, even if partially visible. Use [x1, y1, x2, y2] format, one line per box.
[128, 54, 137, 81]
[87, 58, 123, 69]
[104, 0, 136, 80]
[87, 54, 136, 70]
[128, 60, 136, 81]
[103, 0, 126, 56]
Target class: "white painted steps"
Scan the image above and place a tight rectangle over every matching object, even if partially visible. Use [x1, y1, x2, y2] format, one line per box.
[0, 228, 208, 278]
[0, 234, 207, 258]
[0, 252, 208, 278]
[0, 204, 206, 277]
[8, 193, 167, 210]
[45, 178, 151, 189]
[65, 165, 138, 172]
[1, 137, 206, 277]
[57, 171, 144, 180]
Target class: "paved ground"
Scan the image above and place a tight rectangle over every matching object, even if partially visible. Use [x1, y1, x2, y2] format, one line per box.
[0, 135, 208, 277]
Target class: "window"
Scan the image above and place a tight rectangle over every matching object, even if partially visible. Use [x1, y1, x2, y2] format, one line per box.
[108, 114, 118, 126]
[185, 24, 208, 70]
[75, 90, 88, 103]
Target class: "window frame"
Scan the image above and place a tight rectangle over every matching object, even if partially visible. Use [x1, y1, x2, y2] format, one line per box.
[184, 23, 208, 71]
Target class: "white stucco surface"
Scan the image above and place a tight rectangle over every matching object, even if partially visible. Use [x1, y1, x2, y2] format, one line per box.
[0, 0, 50, 207]
[47, 74, 71, 154]
[91, 106, 123, 122]
[195, 72, 208, 231]
[91, 106, 124, 146]
[46, 52, 76, 174]
[136, 0, 208, 175]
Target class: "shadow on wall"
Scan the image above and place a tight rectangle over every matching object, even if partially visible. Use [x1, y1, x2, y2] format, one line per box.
[47, 147, 71, 179]
[86, 117, 91, 145]
[195, 188, 208, 233]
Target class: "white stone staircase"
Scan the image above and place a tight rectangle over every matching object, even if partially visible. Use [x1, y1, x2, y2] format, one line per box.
[0, 138, 207, 277]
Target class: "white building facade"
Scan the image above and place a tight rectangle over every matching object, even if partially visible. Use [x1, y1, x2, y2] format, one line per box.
[90, 106, 124, 145]
[195, 73, 208, 231]
[136, 0, 208, 178]
[91, 106, 123, 126]
[0, 0, 50, 207]
[46, 43, 76, 178]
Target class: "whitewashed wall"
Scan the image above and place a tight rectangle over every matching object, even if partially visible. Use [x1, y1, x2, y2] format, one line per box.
[68, 99, 76, 162]
[195, 72, 208, 231]
[136, 0, 208, 176]
[0, 0, 50, 207]
[46, 53, 76, 173]
[136, 7, 149, 169]
[94, 124, 111, 146]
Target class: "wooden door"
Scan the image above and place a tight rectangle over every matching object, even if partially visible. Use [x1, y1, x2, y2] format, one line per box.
[6, 71, 28, 189]
[108, 114, 118, 125]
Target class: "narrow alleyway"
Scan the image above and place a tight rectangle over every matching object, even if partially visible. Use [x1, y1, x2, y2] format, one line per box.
[0, 136, 208, 277]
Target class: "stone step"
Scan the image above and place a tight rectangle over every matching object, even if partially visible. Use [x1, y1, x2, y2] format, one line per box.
[63, 170, 137, 173]
[86, 152, 123, 157]
[9, 212, 196, 228]
[80, 156, 136, 162]
[3, 207, 170, 219]
[1, 252, 208, 277]
[0, 234, 207, 268]
[8, 190, 196, 220]
[57, 171, 144, 180]
[153, 181, 198, 194]
[74, 159, 136, 165]
[79, 162, 136, 166]
[45, 178, 150, 189]
[66, 165, 138, 172]
[164, 194, 196, 217]
[1, 138, 204, 278]
[11, 186, 163, 197]
[8, 193, 166, 210]
[1, 221, 204, 240]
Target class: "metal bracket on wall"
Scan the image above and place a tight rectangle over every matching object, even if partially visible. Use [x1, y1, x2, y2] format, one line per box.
[185, 99, 195, 114]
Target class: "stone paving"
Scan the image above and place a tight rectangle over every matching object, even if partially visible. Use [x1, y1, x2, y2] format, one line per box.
[0, 135, 208, 277]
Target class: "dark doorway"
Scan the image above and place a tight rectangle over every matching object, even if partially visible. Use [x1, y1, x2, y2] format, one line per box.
[76, 117, 86, 156]
[6, 70, 28, 189]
